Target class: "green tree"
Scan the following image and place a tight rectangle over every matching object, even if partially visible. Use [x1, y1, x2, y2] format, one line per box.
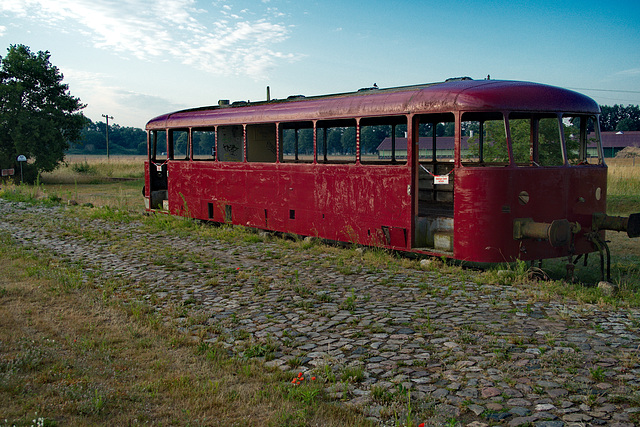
[77, 119, 106, 153]
[341, 127, 356, 154]
[0, 44, 85, 181]
[616, 116, 640, 132]
[326, 128, 343, 154]
[465, 119, 509, 162]
[281, 127, 313, 156]
[600, 104, 640, 132]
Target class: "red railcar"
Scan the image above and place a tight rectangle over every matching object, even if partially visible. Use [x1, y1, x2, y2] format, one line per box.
[144, 78, 638, 273]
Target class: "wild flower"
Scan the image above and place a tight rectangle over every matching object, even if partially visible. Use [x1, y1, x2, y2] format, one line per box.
[291, 371, 313, 386]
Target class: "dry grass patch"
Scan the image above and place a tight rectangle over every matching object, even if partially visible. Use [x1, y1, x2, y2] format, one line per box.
[0, 235, 368, 426]
[607, 159, 640, 214]
[42, 155, 145, 184]
[0, 180, 144, 212]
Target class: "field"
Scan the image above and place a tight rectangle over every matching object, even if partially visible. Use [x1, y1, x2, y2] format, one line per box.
[3, 154, 640, 287]
[39, 155, 640, 278]
[37, 155, 146, 211]
[1, 155, 640, 426]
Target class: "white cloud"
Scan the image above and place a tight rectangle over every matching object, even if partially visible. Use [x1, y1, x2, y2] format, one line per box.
[63, 68, 186, 127]
[0, 26, 6, 37]
[616, 68, 640, 77]
[0, 0, 295, 78]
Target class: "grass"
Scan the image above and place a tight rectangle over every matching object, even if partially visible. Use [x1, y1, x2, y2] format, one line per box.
[1, 155, 145, 212]
[0, 179, 144, 213]
[43, 154, 145, 183]
[0, 232, 368, 426]
[607, 158, 640, 203]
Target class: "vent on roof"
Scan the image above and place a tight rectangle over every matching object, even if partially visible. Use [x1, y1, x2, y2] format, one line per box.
[358, 83, 380, 92]
[445, 76, 473, 82]
[218, 99, 230, 107]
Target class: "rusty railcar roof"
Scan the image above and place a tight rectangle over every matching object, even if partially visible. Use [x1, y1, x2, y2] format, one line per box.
[145, 79, 600, 130]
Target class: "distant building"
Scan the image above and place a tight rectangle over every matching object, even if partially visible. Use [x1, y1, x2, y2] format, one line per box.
[599, 131, 640, 157]
[376, 131, 640, 159]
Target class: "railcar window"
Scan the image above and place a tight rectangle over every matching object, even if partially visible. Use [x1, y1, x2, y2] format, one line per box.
[417, 114, 456, 163]
[192, 128, 216, 160]
[281, 122, 314, 163]
[462, 113, 509, 166]
[508, 117, 534, 165]
[218, 125, 244, 162]
[169, 129, 189, 160]
[151, 130, 167, 161]
[537, 117, 564, 166]
[316, 119, 357, 163]
[360, 116, 407, 164]
[247, 124, 277, 163]
[564, 115, 603, 165]
[508, 114, 580, 167]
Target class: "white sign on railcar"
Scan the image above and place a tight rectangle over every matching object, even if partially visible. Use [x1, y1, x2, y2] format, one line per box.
[434, 175, 449, 185]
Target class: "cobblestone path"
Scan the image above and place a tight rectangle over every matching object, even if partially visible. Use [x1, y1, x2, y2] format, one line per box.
[1, 199, 639, 426]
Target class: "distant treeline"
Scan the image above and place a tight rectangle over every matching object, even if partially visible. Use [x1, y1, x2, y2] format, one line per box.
[600, 105, 640, 132]
[68, 118, 147, 155]
[69, 105, 640, 156]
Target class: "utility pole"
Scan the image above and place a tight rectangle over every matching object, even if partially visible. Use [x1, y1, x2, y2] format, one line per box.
[102, 114, 114, 159]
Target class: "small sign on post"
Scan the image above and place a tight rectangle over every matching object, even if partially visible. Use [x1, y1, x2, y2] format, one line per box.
[17, 154, 27, 184]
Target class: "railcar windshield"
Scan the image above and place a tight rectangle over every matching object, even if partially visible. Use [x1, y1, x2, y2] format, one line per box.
[461, 112, 603, 166]
[508, 113, 603, 166]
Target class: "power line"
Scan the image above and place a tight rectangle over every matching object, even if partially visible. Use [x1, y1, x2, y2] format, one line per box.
[566, 87, 640, 94]
[589, 95, 640, 104]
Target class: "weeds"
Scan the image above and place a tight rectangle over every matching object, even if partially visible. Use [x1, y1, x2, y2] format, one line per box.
[340, 365, 365, 383]
[72, 160, 97, 175]
[340, 291, 357, 312]
[589, 366, 606, 382]
[243, 341, 278, 360]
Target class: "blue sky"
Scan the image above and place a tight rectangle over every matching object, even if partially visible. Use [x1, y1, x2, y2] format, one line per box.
[1, 0, 639, 128]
